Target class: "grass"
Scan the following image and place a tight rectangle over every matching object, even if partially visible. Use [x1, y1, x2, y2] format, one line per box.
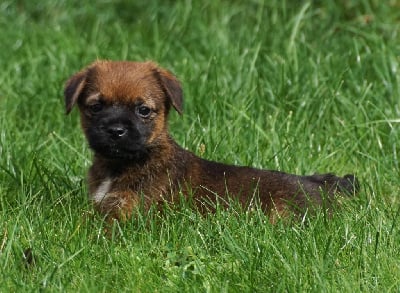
[1, 0, 400, 291]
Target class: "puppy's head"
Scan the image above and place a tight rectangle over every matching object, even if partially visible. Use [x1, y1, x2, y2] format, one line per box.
[64, 60, 183, 161]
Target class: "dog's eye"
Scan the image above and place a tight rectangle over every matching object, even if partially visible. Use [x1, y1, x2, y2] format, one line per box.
[89, 103, 103, 113]
[136, 105, 152, 118]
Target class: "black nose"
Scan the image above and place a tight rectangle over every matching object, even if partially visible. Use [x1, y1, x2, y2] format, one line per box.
[107, 124, 128, 139]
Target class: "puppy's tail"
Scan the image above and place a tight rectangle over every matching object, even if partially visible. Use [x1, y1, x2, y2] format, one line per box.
[337, 174, 360, 196]
[309, 173, 360, 196]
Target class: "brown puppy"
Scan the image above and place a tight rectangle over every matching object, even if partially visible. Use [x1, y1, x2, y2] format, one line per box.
[64, 60, 358, 222]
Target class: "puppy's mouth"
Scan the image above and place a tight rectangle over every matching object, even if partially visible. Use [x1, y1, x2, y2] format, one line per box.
[85, 120, 153, 162]
[87, 129, 150, 161]
[90, 141, 149, 161]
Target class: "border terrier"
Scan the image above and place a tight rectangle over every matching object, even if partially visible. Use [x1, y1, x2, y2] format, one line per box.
[64, 60, 358, 222]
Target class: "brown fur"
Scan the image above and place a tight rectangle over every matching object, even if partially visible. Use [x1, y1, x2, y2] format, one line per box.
[65, 60, 359, 222]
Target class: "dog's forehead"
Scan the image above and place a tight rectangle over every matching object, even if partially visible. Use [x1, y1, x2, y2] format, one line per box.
[91, 61, 164, 104]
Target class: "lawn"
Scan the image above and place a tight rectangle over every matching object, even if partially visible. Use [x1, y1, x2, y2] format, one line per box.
[0, 0, 399, 291]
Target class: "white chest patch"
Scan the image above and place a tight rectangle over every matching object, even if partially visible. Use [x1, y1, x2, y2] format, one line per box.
[92, 178, 112, 203]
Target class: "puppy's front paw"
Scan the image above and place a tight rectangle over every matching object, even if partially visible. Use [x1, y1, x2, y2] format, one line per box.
[94, 191, 137, 222]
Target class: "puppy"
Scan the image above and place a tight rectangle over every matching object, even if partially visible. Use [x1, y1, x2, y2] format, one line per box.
[64, 60, 359, 221]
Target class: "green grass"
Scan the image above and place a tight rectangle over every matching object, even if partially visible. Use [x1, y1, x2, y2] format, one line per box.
[1, 0, 400, 291]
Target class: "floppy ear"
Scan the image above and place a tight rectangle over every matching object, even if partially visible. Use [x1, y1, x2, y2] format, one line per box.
[154, 67, 183, 115]
[64, 70, 87, 114]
